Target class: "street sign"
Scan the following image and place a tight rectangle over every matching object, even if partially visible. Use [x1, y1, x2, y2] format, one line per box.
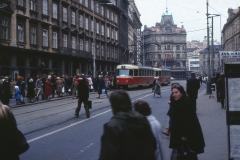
[219, 51, 240, 59]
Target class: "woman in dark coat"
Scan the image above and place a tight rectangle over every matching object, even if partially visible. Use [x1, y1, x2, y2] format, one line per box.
[74, 78, 90, 118]
[169, 84, 205, 159]
[97, 76, 108, 99]
[27, 78, 35, 103]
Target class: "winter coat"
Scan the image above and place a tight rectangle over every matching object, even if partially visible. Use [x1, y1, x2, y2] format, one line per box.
[0, 107, 20, 160]
[169, 95, 205, 154]
[98, 78, 106, 94]
[20, 81, 26, 98]
[186, 75, 200, 99]
[71, 81, 78, 95]
[55, 79, 63, 93]
[3, 80, 11, 100]
[14, 87, 21, 100]
[99, 110, 156, 160]
[104, 78, 109, 89]
[147, 115, 164, 160]
[27, 82, 35, 98]
[77, 81, 89, 101]
[35, 79, 43, 95]
[45, 80, 52, 96]
[217, 77, 225, 99]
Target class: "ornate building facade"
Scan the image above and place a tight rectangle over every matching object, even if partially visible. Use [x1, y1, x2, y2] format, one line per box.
[0, 0, 127, 79]
[141, 11, 187, 79]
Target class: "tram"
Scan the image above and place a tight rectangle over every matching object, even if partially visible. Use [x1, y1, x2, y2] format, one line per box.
[116, 64, 171, 89]
[153, 68, 171, 85]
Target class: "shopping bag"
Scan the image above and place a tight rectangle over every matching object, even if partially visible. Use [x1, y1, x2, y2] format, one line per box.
[62, 87, 65, 93]
[87, 100, 92, 109]
[102, 89, 105, 94]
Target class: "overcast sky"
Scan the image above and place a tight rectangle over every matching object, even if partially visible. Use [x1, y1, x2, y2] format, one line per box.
[134, 0, 240, 43]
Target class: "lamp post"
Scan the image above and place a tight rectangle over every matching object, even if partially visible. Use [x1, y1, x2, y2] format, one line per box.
[92, 1, 113, 78]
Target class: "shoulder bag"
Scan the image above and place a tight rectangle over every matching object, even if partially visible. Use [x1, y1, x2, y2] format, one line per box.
[16, 129, 30, 155]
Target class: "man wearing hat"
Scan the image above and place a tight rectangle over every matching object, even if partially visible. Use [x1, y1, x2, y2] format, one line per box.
[2, 77, 11, 105]
[186, 72, 200, 113]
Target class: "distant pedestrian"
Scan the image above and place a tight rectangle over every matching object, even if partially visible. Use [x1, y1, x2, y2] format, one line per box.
[9, 78, 15, 98]
[20, 77, 26, 104]
[217, 73, 225, 108]
[214, 72, 221, 102]
[2, 77, 11, 105]
[134, 100, 164, 160]
[71, 78, 78, 99]
[169, 84, 205, 159]
[14, 86, 21, 105]
[97, 75, 109, 99]
[35, 76, 44, 101]
[55, 77, 63, 97]
[45, 76, 52, 101]
[74, 78, 90, 118]
[42, 74, 46, 100]
[99, 90, 156, 160]
[27, 78, 35, 103]
[186, 72, 200, 113]
[198, 74, 203, 85]
[51, 75, 56, 98]
[153, 78, 161, 97]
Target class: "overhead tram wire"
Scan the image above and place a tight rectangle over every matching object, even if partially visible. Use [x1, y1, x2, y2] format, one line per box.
[208, 5, 227, 18]
[186, 28, 207, 33]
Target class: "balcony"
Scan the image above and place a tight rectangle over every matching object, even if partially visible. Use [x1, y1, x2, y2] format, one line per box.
[59, 48, 92, 58]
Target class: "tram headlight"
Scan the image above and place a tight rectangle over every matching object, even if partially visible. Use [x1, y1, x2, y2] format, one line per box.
[126, 80, 128, 83]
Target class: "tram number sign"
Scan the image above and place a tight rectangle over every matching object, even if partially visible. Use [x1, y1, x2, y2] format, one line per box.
[121, 66, 126, 69]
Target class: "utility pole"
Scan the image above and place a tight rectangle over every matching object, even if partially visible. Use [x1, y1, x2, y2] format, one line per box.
[142, 31, 145, 66]
[211, 17, 214, 76]
[206, 0, 211, 94]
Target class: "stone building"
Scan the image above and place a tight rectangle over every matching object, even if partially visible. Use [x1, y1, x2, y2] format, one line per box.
[141, 10, 187, 79]
[0, 0, 126, 79]
[199, 45, 222, 77]
[127, 0, 141, 64]
[222, 7, 240, 66]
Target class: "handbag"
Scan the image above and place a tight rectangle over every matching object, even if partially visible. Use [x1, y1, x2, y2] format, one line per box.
[87, 100, 92, 109]
[177, 142, 196, 160]
[16, 129, 30, 155]
[68, 89, 71, 92]
[102, 89, 106, 94]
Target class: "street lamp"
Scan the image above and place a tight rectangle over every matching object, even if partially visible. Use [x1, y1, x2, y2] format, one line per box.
[92, 1, 113, 78]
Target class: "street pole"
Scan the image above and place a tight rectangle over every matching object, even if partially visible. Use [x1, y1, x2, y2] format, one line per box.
[92, 3, 96, 78]
[206, 0, 211, 94]
[165, 54, 166, 69]
[211, 16, 214, 76]
[143, 31, 145, 66]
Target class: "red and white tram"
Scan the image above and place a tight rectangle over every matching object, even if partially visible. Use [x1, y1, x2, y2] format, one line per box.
[153, 68, 171, 85]
[116, 64, 154, 89]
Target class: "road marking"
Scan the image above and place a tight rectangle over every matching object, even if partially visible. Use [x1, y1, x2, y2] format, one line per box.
[27, 92, 160, 143]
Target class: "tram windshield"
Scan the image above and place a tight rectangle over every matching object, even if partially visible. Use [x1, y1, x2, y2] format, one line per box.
[117, 69, 133, 77]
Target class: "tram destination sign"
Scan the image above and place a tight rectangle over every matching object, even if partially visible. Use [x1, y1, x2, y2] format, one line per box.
[219, 51, 240, 59]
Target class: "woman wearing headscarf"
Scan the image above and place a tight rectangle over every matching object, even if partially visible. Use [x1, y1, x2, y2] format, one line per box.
[70, 78, 78, 99]
[45, 76, 52, 101]
[55, 77, 63, 97]
[27, 78, 35, 103]
[169, 84, 205, 159]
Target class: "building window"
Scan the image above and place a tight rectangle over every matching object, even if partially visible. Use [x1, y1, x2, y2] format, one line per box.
[91, 20, 93, 32]
[115, 30, 118, 40]
[96, 4, 99, 13]
[52, 3, 57, 19]
[158, 45, 161, 50]
[101, 25, 104, 35]
[111, 12, 113, 21]
[101, 6, 104, 15]
[53, 32, 57, 48]
[101, 45, 104, 56]
[91, 42, 94, 54]
[80, 39, 83, 50]
[107, 46, 110, 57]
[30, 26, 36, 44]
[165, 27, 172, 33]
[96, 44, 99, 56]
[176, 36, 180, 42]
[85, 40, 88, 51]
[176, 45, 180, 50]
[96, 22, 99, 34]
[165, 45, 171, 50]
[63, 34, 67, 49]
[90, 0, 93, 10]
[42, 0, 48, 15]
[63, 7, 67, 22]
[30, 0, 36, 11]
[1, 19, 9, 40]
[18, 0, 24, 6]
[42, 29, 48, 47]
[107, 27, 109, 37]
[85, 17, 88, 30]
[17, 24, 24, 42]
[79, 0, 82, 4]
[115, 14, 117, 23]
[107, 9, 109, 18]
[85, 0, 88, 7]
[79, 15, 83, 27]
[72, 11, 75, 25]
[176, 54, 180, 59]
[111, 29, 114, 39]
[72, 36, 76, 50]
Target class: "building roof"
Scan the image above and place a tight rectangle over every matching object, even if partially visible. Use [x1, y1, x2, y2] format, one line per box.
[199, 45, 223, 54]
[160, 14, 174, 25]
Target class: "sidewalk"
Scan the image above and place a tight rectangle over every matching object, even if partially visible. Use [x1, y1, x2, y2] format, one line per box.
[171, 87, 228, 159]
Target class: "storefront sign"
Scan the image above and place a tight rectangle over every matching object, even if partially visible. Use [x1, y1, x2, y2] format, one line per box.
[219, 51, 240, 59]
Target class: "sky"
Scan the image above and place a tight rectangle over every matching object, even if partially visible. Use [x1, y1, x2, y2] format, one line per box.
[134, 0, 240, 43]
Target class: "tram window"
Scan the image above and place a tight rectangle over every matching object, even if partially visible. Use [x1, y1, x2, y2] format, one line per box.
[129, 70, 133, 76]
[159, 71, 162, 76]
[143, 70, 146, 76]
[134, 69, 139, 76]
[118, 70, 131, 77]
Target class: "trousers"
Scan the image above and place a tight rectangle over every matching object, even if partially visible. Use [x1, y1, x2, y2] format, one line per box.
[75, 100, 90, 117]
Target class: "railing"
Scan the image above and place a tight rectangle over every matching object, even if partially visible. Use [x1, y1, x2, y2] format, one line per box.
[59, 47, 92, 58]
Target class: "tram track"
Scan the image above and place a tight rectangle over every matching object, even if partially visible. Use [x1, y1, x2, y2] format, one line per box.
[19, 87, 171, 136]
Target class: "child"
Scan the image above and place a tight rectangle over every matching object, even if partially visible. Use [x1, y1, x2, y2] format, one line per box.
[14, 86, 21, 105]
